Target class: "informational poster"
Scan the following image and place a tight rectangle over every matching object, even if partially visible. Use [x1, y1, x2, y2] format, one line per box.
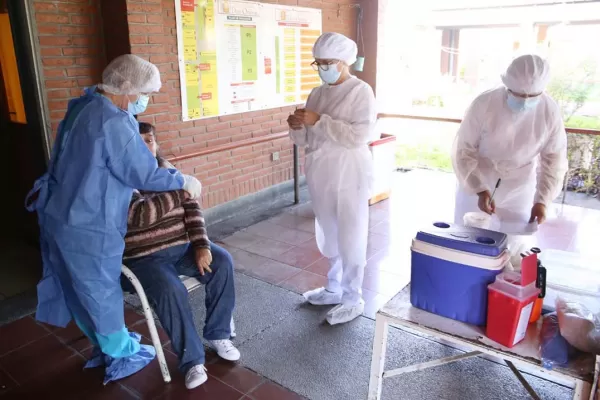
[175, 0, 322, 121]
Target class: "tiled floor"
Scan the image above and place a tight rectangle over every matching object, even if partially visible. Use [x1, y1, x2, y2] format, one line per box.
[1, 170, 599, 399]
[219, 170, 600, 319]
[0, 311, 305, 400]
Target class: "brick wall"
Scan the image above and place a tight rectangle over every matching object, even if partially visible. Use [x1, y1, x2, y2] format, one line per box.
[126, 0, 358, 208]
[32, 0, 358, 209]
[32, 0, 105, 134]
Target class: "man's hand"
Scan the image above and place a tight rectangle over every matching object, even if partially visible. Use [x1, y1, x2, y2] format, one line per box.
[194, 248, 213, 275]
[529, 203, 546, 224]
[477, 190, 496, 215]
[294, 109, 320, 126]
[287, 114, 303, 130]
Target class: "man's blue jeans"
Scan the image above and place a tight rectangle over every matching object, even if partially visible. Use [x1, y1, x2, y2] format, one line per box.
[122, 242, 235, 374]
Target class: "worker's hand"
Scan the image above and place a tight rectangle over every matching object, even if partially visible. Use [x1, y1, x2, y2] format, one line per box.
[287, 114, 303, 130]
[529, 203, 546, 225]
[477, 190, 496, 214]
[194, 248, 213, 275]
[294, 109, 320, 126]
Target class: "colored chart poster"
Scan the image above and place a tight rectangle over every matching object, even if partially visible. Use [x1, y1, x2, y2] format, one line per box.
[274, 9, 321, 104]
[177, 0, 219, 119]
[175, 0, 322, 121]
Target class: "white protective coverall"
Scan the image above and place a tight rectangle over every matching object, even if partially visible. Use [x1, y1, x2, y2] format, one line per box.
[289, 34, 377, 311]
[452, 55, 568, 258]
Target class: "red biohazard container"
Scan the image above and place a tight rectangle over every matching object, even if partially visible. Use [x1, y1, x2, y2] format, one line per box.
[486, 271, 540, 348]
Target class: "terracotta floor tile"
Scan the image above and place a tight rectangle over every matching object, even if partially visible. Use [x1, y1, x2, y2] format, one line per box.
[285, 203, 315, 219]
[245, 221, 315, 246]
[297, 238, 319, 253]
[304, 257, 329, 276]
[362, 268, 409, 297]
[241, 260, 301, 286]
[366, 247, 412, 275]
[268, 214, 315, 234]
[241, 237, 295, 259]
[0, 367, 17, 396]
[368, 208, 390, 227]
[278, 270, 327, 294]
[1, 355, 135, 400]
[52, 320, 93, 353]
[270, 246, 323, 269]
[84, 384, 139, 400]
[119, 349, 179, 399]
[124, 307, 146, 327]
[249, 381, 305, 400]
[0, 334, 77, 385]
[369, 220, 391, 236]
[370, 199, 391, 211]
[132, 321, 171, 347]
[231, 250, 273, 274]
[207, 360, 264, 394]
[221, 232, 269, 252]
[0, 316, 51, 357]
[224, 232, 295, 259]
[157, 376, 244, 400]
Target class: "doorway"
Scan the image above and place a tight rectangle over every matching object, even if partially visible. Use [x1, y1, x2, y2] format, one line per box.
[0, 0, 48, 302]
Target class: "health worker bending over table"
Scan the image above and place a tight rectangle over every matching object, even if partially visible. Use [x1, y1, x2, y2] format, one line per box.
[25, 54, 202, 383]
[452, 55, 568, 239]
[288, 33, 377, 325]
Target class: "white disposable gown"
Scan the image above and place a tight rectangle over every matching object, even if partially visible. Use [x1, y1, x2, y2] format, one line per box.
[452, 87, 568, 234]
[290, 76, 376, 306]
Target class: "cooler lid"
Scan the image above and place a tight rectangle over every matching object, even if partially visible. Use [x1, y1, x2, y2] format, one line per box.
[416, 222, 508, 257]
[539, 250, 600, 298]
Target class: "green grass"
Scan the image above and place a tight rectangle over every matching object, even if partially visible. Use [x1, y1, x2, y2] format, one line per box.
[396, 144, 453, 172]
[565, 115, 600, 130]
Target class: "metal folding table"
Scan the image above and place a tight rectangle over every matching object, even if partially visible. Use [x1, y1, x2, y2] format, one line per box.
[368, 284, 599, 400]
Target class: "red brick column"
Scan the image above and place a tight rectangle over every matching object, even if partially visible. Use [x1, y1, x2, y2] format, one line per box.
[32, 0, 105, 134]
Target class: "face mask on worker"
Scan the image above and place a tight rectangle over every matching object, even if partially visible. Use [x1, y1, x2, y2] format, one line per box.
[128, 94, 150, 115]
[507, 92, 540, 112]
[318, 64, 342, 85]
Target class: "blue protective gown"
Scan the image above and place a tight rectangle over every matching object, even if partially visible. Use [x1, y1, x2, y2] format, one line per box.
[26, 88, 184, 352]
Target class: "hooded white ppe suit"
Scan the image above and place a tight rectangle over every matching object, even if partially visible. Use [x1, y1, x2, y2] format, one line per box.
[452, 55, 568, 240]
[289, 34, 376, 307]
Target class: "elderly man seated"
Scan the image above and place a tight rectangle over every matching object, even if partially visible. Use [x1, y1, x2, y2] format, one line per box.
[121, 122, 240, 390]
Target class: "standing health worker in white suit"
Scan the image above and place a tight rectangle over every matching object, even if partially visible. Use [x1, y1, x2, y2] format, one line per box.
[287, 33, 377, 325]
[452, 55, 568, 237]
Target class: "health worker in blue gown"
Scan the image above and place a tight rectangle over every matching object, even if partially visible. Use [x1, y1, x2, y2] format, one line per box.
[25, 54, 203, 383]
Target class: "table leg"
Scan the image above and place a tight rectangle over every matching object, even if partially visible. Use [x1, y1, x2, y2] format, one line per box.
[368, 314, 389, 400]
[506, 361, 540, 400]
[572, 379, 592, 400]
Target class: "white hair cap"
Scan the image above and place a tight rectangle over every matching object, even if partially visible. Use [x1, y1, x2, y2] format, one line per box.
[501, 54, 551, 95]
[99, 54, 162, 95]
[312, 32, 358, 66]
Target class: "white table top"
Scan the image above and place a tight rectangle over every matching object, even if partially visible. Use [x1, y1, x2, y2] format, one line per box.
[379, 284, 597, 383]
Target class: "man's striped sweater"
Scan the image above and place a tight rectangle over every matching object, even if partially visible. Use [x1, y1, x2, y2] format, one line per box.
[123, 162, 209, 259]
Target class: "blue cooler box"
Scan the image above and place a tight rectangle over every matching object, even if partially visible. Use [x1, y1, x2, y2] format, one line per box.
[410, 222, 509, 325]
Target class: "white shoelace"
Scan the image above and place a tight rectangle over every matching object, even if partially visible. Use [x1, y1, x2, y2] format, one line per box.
[187, 365, 207, 380]
[213, 339, 235, 352]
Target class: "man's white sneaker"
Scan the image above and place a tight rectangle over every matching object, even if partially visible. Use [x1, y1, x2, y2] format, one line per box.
[326, 299, 365, 325]
[185, 365, 208, 390]
[208, 339, 241, 361]
[303, 287, 342, 306]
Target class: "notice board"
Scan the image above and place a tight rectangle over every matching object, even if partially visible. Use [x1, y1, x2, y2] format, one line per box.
[175, 0, 323, 121]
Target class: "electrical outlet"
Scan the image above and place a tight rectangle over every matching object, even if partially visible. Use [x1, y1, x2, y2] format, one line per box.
[272, 152, 280, 161]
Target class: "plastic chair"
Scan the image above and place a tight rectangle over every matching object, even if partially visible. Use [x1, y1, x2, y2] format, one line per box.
[121, 265, 236, 383]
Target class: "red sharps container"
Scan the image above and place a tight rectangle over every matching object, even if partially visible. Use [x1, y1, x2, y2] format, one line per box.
[486, 271, 540, 348]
